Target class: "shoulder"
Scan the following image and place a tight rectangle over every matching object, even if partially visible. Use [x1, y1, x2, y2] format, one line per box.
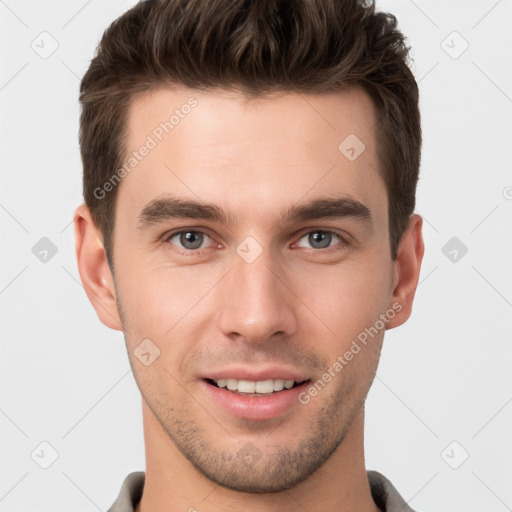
[367, 470, 417, 512]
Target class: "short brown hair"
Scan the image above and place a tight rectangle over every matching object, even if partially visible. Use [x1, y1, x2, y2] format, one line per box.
[79, 0, 421, 267]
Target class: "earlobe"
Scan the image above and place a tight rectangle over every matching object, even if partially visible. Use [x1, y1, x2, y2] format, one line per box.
[73, 204, 123, 331]
[386, 214, 425, 330]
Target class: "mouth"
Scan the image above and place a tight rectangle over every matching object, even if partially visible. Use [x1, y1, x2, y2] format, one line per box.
[204, 378, 310, 396]
[200, 368, 313, 419]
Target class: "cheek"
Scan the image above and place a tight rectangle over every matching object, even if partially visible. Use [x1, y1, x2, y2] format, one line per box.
[116, 264, 221, 371]
[119, 269, 208, 389]
[119, 266, 200, 325]
[294, 258, 391, 335]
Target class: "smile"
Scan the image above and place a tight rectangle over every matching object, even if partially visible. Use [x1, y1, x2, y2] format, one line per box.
[207, 378, 307, 395]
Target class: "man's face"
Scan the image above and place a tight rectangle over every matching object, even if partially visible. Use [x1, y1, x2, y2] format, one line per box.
[108, 86, 397, 492]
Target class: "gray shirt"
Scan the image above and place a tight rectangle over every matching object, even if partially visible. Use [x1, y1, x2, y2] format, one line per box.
[107, 470, 416, 511]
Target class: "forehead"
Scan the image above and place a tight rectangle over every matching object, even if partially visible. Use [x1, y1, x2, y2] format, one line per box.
[117, 85, 385, 229]
[126, 85, 378, 151]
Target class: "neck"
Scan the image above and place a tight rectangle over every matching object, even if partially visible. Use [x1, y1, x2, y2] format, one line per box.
[135, 401, 380, 512]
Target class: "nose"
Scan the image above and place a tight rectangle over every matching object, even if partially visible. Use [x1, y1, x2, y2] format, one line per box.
[217, 245, 298, 344]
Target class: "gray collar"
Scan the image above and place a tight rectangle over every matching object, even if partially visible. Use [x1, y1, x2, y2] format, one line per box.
[108, 470, 415, 512]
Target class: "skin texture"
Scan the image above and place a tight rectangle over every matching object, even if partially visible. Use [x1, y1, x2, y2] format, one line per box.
[74, 86, 424, 512]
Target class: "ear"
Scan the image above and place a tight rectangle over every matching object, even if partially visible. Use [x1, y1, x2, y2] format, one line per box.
[386, 214, 425, 330]
[73, 204, 123, 331]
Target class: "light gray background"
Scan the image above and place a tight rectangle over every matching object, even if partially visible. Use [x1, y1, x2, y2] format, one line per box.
[1, 0, 511, 510]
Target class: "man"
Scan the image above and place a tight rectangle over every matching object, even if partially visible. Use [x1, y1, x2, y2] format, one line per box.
[73, 0, 424, 510]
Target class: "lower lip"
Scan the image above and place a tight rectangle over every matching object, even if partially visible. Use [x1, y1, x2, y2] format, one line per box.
[200, 380, 310, 420]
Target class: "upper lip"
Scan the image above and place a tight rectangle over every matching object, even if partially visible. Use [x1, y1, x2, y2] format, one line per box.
[201, 367, 310, 382]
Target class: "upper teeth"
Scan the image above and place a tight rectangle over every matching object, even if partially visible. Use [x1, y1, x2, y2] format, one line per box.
[213, 378, 296, 393]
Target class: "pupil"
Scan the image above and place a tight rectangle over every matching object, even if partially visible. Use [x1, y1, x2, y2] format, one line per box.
[181, 231, 203, 250]
[309, 231, 331, 249]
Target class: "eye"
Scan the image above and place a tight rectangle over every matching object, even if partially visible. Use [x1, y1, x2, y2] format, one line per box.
[165, 230, 214, 251]
[295, 230, 346, 250]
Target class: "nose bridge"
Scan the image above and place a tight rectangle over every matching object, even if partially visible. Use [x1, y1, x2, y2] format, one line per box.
[217, 242, 297, 343]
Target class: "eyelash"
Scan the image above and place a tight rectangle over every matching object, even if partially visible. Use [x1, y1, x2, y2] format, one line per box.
[161, 228, 351, 255]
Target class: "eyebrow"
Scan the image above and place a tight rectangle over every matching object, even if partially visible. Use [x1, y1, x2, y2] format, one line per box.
[136, 194, 372, 230]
